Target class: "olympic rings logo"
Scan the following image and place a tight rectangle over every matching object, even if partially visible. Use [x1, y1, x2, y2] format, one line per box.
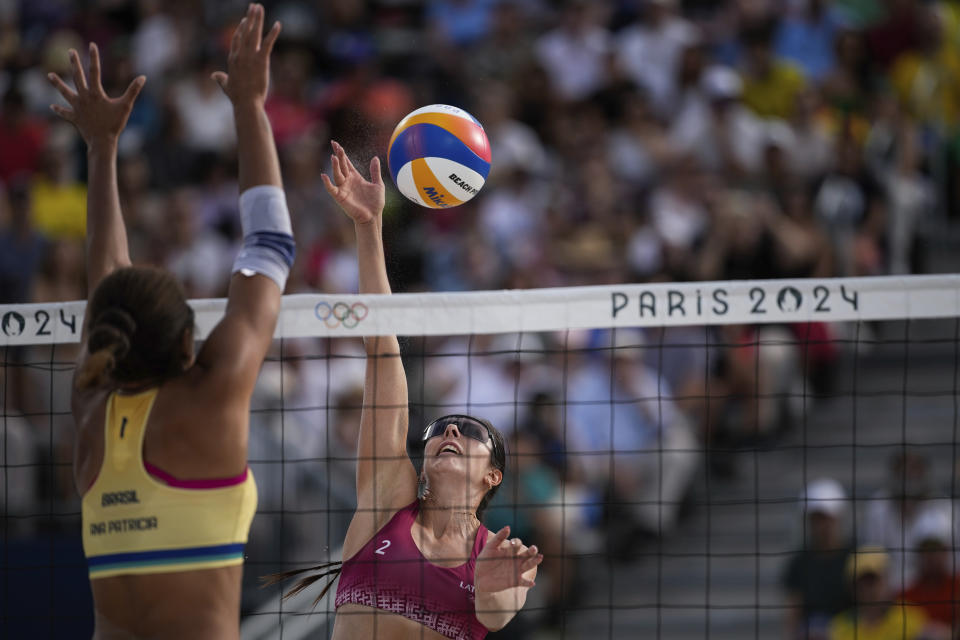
[314, 302, 369, 329]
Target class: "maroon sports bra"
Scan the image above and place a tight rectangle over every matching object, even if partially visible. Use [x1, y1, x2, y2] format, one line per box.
[335, 501, 490, 640]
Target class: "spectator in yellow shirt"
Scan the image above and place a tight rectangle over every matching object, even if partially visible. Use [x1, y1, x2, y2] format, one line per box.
[890, 6, 960, 134]
[29, 134, 87, 240]
[828, 547, 948, 640]
[740, 19, 806, 120]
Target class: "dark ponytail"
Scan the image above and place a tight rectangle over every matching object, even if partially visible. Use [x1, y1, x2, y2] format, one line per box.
[76, 309, 136, 390]
[261, 561, 343, 607]
[75, 267, 195, 390]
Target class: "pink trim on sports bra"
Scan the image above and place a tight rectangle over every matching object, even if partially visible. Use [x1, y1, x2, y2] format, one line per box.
[85, 462, 248, 492]
[143, 461, 249, 489]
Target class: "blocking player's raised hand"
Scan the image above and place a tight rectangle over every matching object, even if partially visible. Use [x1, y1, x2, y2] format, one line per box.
[47, 41, 140, 292]
[47, 43, 145, 148]
[212, 3, 281, 107]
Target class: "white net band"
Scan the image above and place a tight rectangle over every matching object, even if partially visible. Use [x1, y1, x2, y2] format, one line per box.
[1, 274, 959, 345]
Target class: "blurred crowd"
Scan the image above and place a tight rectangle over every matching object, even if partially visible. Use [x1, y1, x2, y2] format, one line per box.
[786, 456, 960, 640]
[3, 0, 960, 633]
[3, 0, 957, 303]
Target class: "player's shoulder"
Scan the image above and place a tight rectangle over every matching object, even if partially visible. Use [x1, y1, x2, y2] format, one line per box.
[171, 359, 250, 409]
[174, 364, 245, 407]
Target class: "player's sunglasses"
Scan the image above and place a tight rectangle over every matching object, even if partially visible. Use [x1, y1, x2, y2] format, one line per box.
[422, 414, 492, 446]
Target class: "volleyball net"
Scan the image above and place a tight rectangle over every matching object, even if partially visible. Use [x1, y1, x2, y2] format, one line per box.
[3, 275, 960, 639]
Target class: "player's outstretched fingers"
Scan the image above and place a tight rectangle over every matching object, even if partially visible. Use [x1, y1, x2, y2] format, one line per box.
[490, 525, 510, 548]
[520, 558, 542, 574]
[234, 15, 249, 55]
[240, 5, 256, 49]
[211, 71, 228, 91]
[370, 156, 383, 185]
[88, 43, 102, 92]
[262, 21, 282, 58]
[321, 173, 340, 199]
[229, 17, 243, 57]
[521, 548, 543, 572]
[518, 576, 536, 588]
[332, 141, 358, 175]
[69, 49, 88, 92]
[49, 103, 74, 122]
[251, 3, 264, 50]
[47, 73, 77, 104]
[120, 76, 147, 110]
[331, 153, 346, 186]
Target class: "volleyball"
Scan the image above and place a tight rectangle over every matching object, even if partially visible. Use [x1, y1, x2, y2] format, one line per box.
[387, 104, 491, 209]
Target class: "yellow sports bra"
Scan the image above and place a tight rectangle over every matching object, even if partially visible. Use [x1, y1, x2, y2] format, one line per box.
[81, 388, 257, 579]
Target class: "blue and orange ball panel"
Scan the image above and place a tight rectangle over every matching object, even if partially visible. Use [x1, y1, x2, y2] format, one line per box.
[387, 105, 491, 209]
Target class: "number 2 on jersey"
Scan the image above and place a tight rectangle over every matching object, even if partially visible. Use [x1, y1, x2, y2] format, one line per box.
[375, 539, 391, 555]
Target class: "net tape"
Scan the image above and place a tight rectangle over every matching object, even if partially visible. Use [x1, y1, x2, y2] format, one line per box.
[2, 274, 959, 345]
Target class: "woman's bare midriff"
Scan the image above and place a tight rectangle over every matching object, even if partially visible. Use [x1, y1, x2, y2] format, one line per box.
[91, 565, 243, 640]
[333, 603, 450, 640]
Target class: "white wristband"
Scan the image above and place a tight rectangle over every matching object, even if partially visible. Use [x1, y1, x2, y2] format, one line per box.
[233, 185, 295, 290]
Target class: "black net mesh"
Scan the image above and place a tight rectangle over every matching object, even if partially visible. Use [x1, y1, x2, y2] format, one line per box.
[5, 288, 958, 639]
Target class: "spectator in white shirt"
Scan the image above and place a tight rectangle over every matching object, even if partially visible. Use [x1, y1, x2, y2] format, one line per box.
[616, 0, 699, 117]
[535, 0, 612, 102]
[670, 65, 766, 178]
